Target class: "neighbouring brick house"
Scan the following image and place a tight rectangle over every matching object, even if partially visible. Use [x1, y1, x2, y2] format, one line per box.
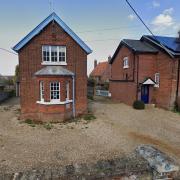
[90, 60, 111, 84]
[109, 35, 180, 110]
[13, 12, 92, 122]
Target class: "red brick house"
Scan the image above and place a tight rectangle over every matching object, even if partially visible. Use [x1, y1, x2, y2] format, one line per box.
[109, 35, 180, 110]
[90, 60, 111, 84]
[13, 13, 92, 122]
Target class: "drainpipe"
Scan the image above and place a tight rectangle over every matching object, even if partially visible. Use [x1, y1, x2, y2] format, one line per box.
[72, 75, 76, 118]
[136, 55, 139, 100]
[176, 59, 180, 100]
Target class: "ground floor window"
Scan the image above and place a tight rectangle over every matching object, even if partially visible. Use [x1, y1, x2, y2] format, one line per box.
[40, 81, 44, 101]
[50, 82, 60, 101]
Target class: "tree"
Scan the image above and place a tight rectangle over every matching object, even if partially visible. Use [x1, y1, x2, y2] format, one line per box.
[13, 64, 19, 83]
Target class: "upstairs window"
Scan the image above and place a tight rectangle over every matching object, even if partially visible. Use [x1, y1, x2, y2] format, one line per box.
[51, 46, 58, 62]
[43, 46, 50, 62]
[155, 73, 160, 87]
[42, 46, 66, 65]
[50, 82, 60, 101]
[123, 57, 129, 69]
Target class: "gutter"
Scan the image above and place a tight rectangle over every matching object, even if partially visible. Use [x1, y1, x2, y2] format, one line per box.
[136, 55, 139, 100]
[72, 75, 76, 118]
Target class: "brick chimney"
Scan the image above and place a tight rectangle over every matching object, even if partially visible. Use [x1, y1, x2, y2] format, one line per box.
[94, 59, 97, 68]
[176, 31, 180, 43]
[108, 55, 112, 62]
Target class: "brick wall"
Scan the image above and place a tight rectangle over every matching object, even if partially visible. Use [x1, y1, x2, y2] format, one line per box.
[19, 22, 88, 121]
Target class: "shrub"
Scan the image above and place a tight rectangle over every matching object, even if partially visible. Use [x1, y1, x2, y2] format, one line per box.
[174, 98, 180, 113]
[87, 95, 94, 100]
[8, 90, 16, 97]
[133, 100, 145, 110]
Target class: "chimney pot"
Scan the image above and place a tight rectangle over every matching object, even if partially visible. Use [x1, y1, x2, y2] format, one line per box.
[94, 60, 97, 68]
[108, 55, 112, 62]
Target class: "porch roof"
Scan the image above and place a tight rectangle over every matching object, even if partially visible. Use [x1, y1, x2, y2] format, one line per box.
[35, 66, 74, 76]
[142, 78, 156, 85]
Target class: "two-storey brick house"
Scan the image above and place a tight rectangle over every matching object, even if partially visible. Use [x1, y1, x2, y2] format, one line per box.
[13, 13, 92, 122]
[109, 35, 180, 110]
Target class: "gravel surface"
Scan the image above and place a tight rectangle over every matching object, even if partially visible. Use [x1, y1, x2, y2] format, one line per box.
[0, 97, 179, 174]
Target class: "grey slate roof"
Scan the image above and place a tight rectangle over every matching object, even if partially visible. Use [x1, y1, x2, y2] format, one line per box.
[109, 39, 158, 64]
[122, 39, 158, 53]
[35, 66, 74, 76]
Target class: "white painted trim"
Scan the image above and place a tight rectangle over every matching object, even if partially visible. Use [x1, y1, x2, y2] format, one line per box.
[36, 100, 73, 105]
[123, 65, 129, 69]
[41, 62, 67, 66]
[42, 45, 67, 65]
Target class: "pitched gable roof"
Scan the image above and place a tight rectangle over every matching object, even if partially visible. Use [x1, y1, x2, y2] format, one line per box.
[109, 39, 158, 64]
[13, 12, 92, 54]
[90, 61, 109, 77]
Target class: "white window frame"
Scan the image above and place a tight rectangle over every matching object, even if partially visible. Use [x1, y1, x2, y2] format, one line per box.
[155, 73, 160, 88]
[40, 81, 44, 102]
[123, 57, 129, 69]
[42, 45, 67, 65]
[50, 82, 60, 103]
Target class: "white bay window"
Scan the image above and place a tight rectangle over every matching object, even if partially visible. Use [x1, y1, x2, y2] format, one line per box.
[40, 81, 44, 102]
[42, 45, 66, 65]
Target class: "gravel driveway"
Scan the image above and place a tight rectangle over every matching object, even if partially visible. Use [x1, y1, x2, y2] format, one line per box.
[0, 97, 180, 174]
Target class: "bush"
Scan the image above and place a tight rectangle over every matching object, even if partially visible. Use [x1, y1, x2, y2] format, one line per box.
[8, 90, 16, 97]
[174, 98, 180, 112]
[133, 100, 145, 110]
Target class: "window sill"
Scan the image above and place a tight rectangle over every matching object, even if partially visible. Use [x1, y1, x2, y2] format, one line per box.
[41, 62, 67, 66]
[154, 84, 159, 88]
[36, 100, 73, 105]
[123, 66, 129, 69]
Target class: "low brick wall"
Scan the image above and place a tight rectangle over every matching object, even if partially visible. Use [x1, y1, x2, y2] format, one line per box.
[0, 154, 152, 180]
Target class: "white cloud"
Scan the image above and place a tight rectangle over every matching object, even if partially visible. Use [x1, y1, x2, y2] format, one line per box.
[152, 1, 160, 8]
[128, 14, 136, 21]
[151, 8, 175, 28]
[163, 7, 174, 15]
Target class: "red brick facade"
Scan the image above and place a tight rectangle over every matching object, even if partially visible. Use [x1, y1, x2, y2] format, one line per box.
[18, 21, 89, 122]
[110, 45, 180, 110]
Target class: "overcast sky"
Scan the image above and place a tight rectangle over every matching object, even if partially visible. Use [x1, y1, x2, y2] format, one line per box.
[0, 0, 179, 75]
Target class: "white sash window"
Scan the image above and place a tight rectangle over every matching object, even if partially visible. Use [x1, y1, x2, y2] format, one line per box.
[42, 45, 66, 65]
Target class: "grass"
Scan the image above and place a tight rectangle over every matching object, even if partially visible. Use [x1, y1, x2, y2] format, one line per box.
[24, 119, 53, 129]
[43, 123, 53, 130]
[24, 119, 36, 127]
[83, 113, 96, 121]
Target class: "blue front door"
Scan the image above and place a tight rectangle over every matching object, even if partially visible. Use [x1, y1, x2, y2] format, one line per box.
[141, 85, 149, 104]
